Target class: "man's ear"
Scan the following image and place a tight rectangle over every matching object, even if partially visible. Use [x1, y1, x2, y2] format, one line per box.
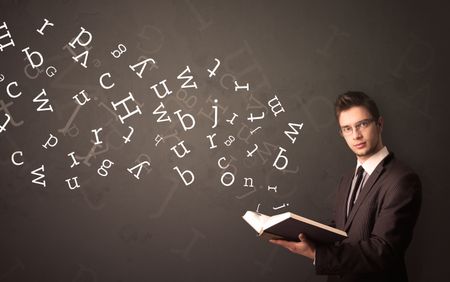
[377, 117, 384, 131]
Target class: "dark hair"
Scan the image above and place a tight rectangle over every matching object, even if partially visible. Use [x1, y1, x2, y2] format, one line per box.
[335, 91, 380, 121]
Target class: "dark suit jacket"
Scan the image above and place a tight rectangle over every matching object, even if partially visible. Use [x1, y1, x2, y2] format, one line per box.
[315, 154, 421, 282]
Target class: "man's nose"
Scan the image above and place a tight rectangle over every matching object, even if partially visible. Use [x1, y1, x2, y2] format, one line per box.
[352, 128, 363, 139]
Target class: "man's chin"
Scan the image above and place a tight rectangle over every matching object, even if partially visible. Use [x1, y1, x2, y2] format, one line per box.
[354, 146, 377, 159]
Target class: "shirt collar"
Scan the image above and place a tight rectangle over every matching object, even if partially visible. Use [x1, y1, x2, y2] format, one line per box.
[356, 146, 389, 176]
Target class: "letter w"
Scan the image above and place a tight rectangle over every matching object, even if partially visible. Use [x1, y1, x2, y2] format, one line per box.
[284, 122, 303, 144]
[33, 89, 54, 112]
[153, 102, 172, 123]
[177, 65, 198, 89]
[31, 165, 46, 187]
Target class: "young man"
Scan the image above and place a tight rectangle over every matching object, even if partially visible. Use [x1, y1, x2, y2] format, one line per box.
[270, 91, 422, 282]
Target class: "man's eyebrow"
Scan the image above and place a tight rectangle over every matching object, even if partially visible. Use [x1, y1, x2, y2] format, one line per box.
[340, 118, 371, 127]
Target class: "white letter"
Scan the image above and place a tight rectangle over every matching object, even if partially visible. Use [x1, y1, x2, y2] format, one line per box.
[67, 151, 80, 168]
[72, 89, 91, 106]
[173, 166, 195, 186]
[243, 177, 254, 187]
[36, 18, 54, 35]
[45, 66, 57, 77]
[6, 81, 22, 98]
[97, 159, 114, 177]
[129, 57, 156, 78]
[111, 43, 127, 58]
[99, 72, 115, 89]
[170, 140, 191, 159]
[33, 89, 54, 112]
[234, 81, 249, 92]
[127, 161, 151, 180]
[273, 146, 289, 170]
[21, 47, 43, 69]
[247, 112, 265, 122]
[11, 151, 24, 166]
[206, 133, 217, 149]
[65, 176, 80, 190]
[173, 109, 196, 131]
[177, 65, 198, 89]
[150, 79, 172, 99]
[153, 102, 172, 123]
[31, 165, 46, 187]
[69, 27, 92, 48]
[267, 95, 285, 117]
[221, 172, 235, 187]
[42, 133, 58, 149]
[207, 58, 220, 77]
[0, 113, 10, 133]
[0, 21, 15, 52]
[91, 127, 103, 145]
[217, 157, 230, 169]
[72, 50, 89, 68]
[284, 122, 304, 144]
[111, 92, 142, 124]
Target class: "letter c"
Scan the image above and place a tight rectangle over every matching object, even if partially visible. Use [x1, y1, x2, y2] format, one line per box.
[217, 157, 230, 169]
[11, 151, 24, 166]
[7, 81, 22, 98]
[99, 72, 115, 89]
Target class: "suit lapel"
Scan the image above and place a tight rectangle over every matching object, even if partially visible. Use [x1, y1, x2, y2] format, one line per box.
[337, 174, 353, 229]
[344, 153, 393, 231]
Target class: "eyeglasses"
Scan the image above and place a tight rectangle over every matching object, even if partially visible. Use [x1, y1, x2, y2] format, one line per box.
[339, 118, 375, 136]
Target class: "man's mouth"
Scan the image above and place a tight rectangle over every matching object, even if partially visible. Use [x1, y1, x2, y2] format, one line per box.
[354, 142, 366, 149]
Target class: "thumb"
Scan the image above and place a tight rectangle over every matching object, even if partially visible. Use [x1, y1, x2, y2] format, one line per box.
[299, 233, 310, 243]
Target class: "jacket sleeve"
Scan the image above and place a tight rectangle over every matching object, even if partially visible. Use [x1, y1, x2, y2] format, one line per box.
[315, 172, 421, 275]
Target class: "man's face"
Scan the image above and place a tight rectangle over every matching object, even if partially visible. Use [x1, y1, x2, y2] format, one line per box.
[338, 106, 384, 162]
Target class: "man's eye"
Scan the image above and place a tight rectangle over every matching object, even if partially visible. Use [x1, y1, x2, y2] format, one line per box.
[342, 127, 351, 132]
[360, 121, 369, 127]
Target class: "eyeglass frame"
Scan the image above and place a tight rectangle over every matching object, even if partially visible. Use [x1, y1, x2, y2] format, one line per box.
[339, 118, 377, 136]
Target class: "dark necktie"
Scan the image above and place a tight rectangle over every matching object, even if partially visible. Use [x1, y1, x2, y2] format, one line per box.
[348, 166, 365, 215]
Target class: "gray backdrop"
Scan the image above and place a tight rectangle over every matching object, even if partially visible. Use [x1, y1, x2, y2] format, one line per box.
[0, 1, 449, 281]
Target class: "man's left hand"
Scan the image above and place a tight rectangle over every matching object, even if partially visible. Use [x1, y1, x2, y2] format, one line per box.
[270, 233, 316, 260]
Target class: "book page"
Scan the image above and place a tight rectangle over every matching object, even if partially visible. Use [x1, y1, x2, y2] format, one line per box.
[262, 212, 291, 230]
[242, 211, 270, 233]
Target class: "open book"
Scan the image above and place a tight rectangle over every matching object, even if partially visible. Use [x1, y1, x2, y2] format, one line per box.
[243, 211, 347, 244]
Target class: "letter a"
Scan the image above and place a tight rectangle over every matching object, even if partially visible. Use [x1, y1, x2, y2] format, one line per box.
[127, 161, 151, 180]
[129, 57, 156, 78]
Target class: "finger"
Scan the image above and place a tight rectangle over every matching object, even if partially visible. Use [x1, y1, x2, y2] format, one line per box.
[270, 240, 293, 249]
[299, 233, 309, 243]
[270, 239, 286, 246]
